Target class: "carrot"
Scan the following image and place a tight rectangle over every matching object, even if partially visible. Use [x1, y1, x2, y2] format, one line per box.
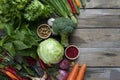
[76, 64, 87, 80]
[67, 63, 79, 80]
[1, 69, 19, 80]
[75, 0, 81, 8]
[5, 66, 23, 80]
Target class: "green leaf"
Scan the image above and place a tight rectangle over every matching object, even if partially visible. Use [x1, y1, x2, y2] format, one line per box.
[18, 48, 37, 59]
[13, 40, 30, 50]
[12, 30, 25, 40]
[0, 36, 7, 46]
[3, 42, 16, 56]
[23, 35, 38, 46]
[4, 23, 14, 36]
[23, 64, 36, 76]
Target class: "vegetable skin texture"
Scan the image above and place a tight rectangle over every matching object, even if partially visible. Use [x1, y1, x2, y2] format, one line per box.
[67, 63, 79, 80]
[37, 38, 64, 64]
[52, 17, 76, 47]
[68, 0, 76, 14]
[76, 64, 87, 80]
[75, 0, 81, 8]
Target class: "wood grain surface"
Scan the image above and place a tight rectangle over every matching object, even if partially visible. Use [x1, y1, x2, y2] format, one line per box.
[84, 0, 120, 8]
[85, 68, 120, 80]
[70, 29, 120, 48]
[77, 9, 120, 28]
[73, 0, 120, 79]
[77, 48, 120, 67]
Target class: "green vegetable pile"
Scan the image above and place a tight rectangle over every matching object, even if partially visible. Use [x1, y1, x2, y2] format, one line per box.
[0, 0, 53, 79]
[0, 0, 53, 58]
[0, 0, 86, 79]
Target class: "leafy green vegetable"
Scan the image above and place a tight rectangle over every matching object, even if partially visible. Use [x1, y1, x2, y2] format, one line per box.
[0, 0, 30, 27]
[52, 17, 77, 47]
[37, 38, 64, 64]
[0, 24, 39, 58]
[0, 0, 53, 27]
[0, 0, 53, 60]
[3, 43, 16, 56]
[24, 0, 53, 21]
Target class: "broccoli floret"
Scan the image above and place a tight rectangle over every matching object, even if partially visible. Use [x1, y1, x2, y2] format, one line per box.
[52, 17, 77, 47]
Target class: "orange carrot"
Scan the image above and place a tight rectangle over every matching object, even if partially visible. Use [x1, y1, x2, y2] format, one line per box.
[76, 64, 87, 80]
[67, 63, 79, 80]
[75, 0, 81, 8]
[1, 69, 19, 80]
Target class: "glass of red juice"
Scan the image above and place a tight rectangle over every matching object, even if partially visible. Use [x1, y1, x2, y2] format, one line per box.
[65, 45, 79, 60]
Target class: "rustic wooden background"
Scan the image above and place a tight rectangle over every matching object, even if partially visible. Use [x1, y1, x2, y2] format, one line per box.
[70, 0, 120, 80]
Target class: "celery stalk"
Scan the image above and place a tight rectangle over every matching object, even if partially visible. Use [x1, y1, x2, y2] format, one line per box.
[63, 0, 78, 23]
[47, 0, 68, 18]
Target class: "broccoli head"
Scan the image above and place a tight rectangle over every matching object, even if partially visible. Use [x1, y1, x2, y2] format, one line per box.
[52, 17, 77, 47]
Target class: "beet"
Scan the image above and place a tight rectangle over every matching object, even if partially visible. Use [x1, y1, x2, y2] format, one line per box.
[59, 59, 70, 69]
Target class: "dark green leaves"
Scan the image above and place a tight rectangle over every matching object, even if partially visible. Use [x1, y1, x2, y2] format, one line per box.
[3, 42, 16, 56]
[0, 23, 39, 58]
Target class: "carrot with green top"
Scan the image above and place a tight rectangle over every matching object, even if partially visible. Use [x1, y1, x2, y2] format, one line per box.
[76, 64, 87, 80]
[67, 63, 79, 80]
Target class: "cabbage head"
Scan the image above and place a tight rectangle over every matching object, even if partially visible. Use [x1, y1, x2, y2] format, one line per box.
[37, 38, 64, 64]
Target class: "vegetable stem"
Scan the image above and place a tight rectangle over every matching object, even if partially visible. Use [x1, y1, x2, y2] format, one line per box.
[80, 0, 86, 9]
[60, 34, 69, 47]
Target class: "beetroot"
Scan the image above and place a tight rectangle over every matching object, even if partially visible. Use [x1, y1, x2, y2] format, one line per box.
[59, 59, 70, 69]
[56, 69, 68, 80]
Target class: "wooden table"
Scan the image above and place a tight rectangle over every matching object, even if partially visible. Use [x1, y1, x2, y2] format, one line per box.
[70, 0, 120, 80]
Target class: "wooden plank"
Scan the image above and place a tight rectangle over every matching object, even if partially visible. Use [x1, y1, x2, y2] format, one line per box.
[70, 29, 120, 48]
[85, 68, 120, 80]
[85, 0, 120, 8]
[77, 48, 120, 67]
[77, 9, 120, 28]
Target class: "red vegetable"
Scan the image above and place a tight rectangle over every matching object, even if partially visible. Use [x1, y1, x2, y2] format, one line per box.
[5, 66, 23, 80]
[0, 57, 3, 63]
[59, 59, 70, 69]
[38, 57, 46, 70]
[67, 63, 79, 80]
[26, 57, 36, 66]
[5, 66, 17, 75]
[66, 46, 79, 58]
[46, 74, 52, 80]
[0, 69, 19, 80]
[56, 69, 69, 80]
[75, 64, 87, 80]
[68, 0, 76, 14]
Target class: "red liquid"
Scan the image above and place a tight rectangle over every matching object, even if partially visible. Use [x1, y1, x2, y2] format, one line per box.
[66, 46, 79, 58]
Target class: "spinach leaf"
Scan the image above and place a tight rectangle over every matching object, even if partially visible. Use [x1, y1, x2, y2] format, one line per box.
[3, 42, 16, 56]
